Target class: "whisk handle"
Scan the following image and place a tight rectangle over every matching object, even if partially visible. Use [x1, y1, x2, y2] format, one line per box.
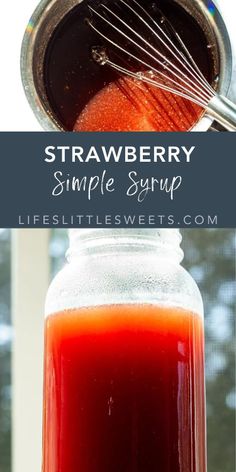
[207, 95, 236, 132]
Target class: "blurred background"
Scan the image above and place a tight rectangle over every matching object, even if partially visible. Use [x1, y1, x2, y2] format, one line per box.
[0, 228, 235, 472]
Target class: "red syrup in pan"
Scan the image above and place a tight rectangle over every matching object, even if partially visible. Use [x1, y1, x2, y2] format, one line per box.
[43, 0, 215, 131]
[73, 76, 203, 131]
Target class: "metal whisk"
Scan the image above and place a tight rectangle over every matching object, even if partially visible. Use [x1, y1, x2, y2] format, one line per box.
[87, 0, 236, 131]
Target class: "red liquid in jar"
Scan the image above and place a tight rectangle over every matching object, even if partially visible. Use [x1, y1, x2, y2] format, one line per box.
[43, 304, 206, 472]
[73, 77, 203, 132]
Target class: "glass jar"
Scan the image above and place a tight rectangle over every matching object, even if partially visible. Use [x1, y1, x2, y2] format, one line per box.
[43, 229, 207, 472]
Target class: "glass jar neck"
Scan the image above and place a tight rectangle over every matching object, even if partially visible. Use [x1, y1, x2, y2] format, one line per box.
[66, 229, 183, 263]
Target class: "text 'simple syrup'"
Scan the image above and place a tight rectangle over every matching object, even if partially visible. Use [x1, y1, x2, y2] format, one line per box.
[43, 303, 206, 472]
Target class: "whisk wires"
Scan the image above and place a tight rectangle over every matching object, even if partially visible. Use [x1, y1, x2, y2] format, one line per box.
[87, 0, 216, 108]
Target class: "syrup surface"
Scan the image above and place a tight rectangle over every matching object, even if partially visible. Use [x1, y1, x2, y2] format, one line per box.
[73, 76, 203, 131]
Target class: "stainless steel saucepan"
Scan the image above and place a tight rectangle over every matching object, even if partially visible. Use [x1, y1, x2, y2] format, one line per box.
[21, 0, 233, 131]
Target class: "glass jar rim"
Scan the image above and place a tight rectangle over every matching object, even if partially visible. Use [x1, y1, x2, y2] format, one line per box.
[66, 229, 184, 263]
